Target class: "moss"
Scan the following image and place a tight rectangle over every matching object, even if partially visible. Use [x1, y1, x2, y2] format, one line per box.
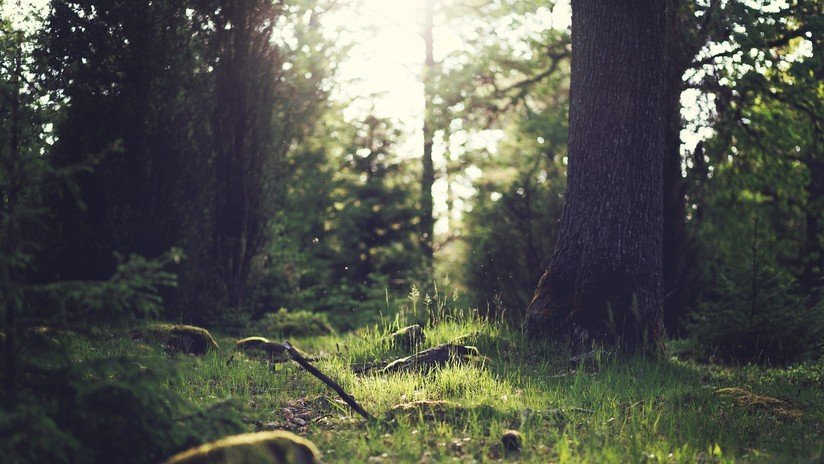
[163, 431, 319, 464]
[257, 309, 333, 337]
[134, 324, 219, 355]
[234, 337, 289, 362]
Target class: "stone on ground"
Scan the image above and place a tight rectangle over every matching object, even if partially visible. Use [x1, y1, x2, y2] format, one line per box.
[133, 323, 219, 355]
[164, 430, 319, 464]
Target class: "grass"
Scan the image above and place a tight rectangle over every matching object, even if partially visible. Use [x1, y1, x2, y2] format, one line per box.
[66, 304, 824, 463]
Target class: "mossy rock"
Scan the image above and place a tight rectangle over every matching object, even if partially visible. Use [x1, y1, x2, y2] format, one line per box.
[501, 430, 523, 453]
[381, 344, 482, 373]
[388, 325, 425, 351]
[235, 337, 289, 362]
[257, 309, 333, 337]
[164, 431, 320, 464]
[134, 324, 219, 355]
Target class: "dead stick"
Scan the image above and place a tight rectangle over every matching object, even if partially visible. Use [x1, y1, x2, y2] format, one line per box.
[283, 341, 375, 421]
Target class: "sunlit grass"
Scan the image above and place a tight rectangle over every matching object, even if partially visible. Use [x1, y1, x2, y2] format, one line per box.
[67, 301, 824, 463]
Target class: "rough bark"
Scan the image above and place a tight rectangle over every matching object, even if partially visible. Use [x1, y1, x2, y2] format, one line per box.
[524, 0, 666, 352]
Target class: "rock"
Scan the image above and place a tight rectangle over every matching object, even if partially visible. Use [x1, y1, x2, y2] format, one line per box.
[133, 324, 219, 355]
[389, 325, 425, 351]
[164, 431, 320, 464]
[168, 325, 219, 354]
[234, 337, 321, 363]
[382, 344, 481, 373]
[501, 430, 522, 453]
[235, 337, 289, 362]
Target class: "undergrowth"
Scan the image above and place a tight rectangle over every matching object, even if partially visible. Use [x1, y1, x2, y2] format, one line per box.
[8, 297, 823, 463]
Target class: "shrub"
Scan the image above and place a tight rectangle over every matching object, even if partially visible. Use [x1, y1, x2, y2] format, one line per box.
[687, 267, 824, 364]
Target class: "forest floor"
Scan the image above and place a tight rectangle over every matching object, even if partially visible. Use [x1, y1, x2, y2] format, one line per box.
[79, 310, 823, 464]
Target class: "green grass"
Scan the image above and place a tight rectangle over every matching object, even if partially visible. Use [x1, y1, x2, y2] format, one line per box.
[70, 309, 824, 463]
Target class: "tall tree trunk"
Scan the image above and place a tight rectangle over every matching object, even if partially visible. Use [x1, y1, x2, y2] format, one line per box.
[213, 0, 268, 314]
[803, 160, 824, 305]
[420, 0, 435, 269]
[2, 30, 23, 406]
[525, 0, 666, 352]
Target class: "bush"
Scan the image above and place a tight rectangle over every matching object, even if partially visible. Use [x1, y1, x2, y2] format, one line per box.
[0, 339, 246, 464]
[688, 267, 824, 364]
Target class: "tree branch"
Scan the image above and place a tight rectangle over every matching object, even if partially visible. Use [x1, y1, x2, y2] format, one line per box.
[283, 341, 376, 421]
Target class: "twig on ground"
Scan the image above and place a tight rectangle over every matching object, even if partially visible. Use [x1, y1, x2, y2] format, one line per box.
[282, 341, 375, 421]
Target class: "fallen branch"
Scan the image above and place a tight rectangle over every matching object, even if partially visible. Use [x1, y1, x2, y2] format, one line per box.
[282, 341, 375, 421]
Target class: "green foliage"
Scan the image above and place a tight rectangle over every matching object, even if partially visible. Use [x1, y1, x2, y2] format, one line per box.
[463, 164, 563, 323]
[681, 1, 824, 361]
[0, 335, 245, 464]
[459, 103, 569, 323]
[259, 114, 421, 329]
[28, 0, 335, 325]
[0, 9, 245, 464]
[687, 223, 824, 363]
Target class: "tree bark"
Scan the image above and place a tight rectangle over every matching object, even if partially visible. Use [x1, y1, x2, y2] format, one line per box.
[525, 0, 666, 352]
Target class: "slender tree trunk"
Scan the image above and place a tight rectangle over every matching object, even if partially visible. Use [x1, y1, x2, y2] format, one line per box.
[525, 0, 666, 352]
[212, 0, 275, 314]
[803, 161, 824, 305]
[420, 0, 435, 269]
[3, 32, 23, 406]
[661, 0, 693, 334]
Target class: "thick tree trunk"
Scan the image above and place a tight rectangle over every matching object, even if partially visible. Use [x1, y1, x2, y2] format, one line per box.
[525, 0, 666, 352]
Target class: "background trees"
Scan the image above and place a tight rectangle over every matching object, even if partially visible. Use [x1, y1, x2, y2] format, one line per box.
[0, 0, 820, 361]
